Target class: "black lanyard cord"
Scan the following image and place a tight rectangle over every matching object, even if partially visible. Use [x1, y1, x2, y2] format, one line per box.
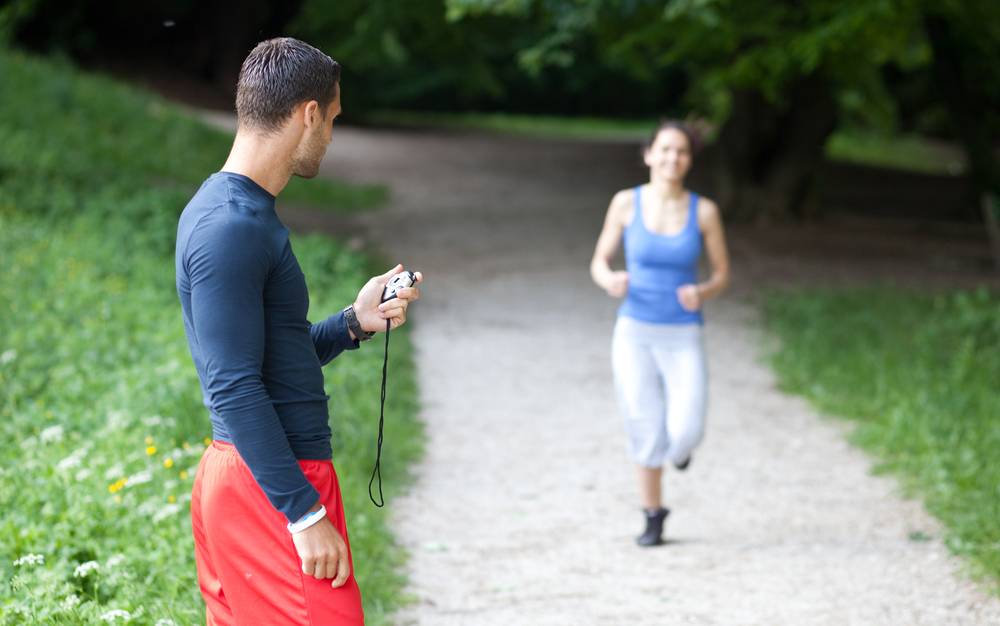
[369, 318, 391, 507]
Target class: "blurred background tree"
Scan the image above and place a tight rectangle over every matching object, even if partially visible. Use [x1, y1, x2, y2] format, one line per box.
[3, 0, 304, 104]
[3, 0, 998, 221]
[286, 0, 688, 117]
[446, 0, 1000, 220]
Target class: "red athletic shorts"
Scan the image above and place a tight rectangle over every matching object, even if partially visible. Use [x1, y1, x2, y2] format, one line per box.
[190, 441, 365, 626]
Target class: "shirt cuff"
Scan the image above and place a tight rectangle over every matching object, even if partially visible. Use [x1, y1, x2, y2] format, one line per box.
[311, 310, 359, 366]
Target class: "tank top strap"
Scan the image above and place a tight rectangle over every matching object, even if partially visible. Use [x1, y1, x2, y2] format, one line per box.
[631, 185, 644, 232]
[687, 191, 700, 233]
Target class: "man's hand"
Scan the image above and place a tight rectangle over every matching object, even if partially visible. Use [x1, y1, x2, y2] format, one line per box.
[353, 264, 423, 335]
[291, 514, 352, 588]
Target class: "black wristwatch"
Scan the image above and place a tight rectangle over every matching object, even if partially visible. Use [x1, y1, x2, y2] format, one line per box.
[343, 304, 376, 342]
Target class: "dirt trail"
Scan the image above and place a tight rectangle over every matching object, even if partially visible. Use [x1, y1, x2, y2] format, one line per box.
[302, 125, 1000, 625]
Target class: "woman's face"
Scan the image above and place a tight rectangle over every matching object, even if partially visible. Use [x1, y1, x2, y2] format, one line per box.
[644, 128, 692, 183]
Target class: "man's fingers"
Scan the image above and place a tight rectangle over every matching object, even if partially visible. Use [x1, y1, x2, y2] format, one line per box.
[300, 556, 316, 577]
[393, 286, 420, 301]
[292, 518, 351, 581]
[388, 312, 407, 330]
[379, 293, 416, 314]
[378, 264, 405, 281]
[330, 551, 351, 588]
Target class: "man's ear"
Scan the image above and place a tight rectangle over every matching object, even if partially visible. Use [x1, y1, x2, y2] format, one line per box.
[300, 100, 321, 131]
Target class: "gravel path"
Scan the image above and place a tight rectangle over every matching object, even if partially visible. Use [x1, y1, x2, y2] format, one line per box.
[301, 126, 1000, 625]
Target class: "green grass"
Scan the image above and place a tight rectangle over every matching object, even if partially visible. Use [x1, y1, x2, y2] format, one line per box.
[363, 109, 658, 142]
[0, 47, 420, 625]
[283, 175, 388, 213]
[824, 130, 968, 176]
[364, 110, 969, 177]
[762, 286, 1000, 587]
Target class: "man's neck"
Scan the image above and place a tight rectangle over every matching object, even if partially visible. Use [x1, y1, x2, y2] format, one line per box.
[221, 130, 297, 197]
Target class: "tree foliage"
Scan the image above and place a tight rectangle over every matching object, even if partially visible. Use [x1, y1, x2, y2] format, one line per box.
[287, 0, 688, 117]
[449, 0, 1000, 219]
[7, 0, 304, 96]
[7, 0, 999, 219]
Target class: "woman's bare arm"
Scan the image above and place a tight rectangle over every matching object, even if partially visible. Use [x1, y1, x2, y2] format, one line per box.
[677, 197, 730, 311]
[591, 190, 634, 297]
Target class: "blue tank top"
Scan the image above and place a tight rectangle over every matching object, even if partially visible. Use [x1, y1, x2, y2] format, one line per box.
[618, 186, 703, 325]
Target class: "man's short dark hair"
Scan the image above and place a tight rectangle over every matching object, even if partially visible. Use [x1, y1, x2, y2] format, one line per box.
[235, 38, 342, 135]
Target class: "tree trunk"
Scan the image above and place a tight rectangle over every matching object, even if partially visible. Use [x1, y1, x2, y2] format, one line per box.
[925, 15, 1000, 219]
[713, 73, 838, 222]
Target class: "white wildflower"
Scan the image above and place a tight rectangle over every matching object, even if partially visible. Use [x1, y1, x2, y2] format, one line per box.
[75, 468, 92, 481]
[152, 503, 183, 522]
[126, 470, 153, 486]
[57, 451, 85, 470]
[40, 425, 64, 443]
[57, 456, 82, 470]
[0, 349, 17, 364]
[105, 410, 129, 429]
[103, 463, 124, 480]
[142, 415, 162, 426]
[74, 561, 100, 578]
[106, 554, 126, 568]
[155, 620, 179, 626]
[13, 553, 44, 566]
[137, 501, 158, 516]
[100, 609, 132, 623]
[62, 595, 81, 610]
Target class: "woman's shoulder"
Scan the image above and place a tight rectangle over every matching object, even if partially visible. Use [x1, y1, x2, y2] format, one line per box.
[611, 187, 639, 211]
[612, 186, 639, 205]
[608, 187, 638, 226]
[690, 192, 718, 214]
[692, 193, 723, 229]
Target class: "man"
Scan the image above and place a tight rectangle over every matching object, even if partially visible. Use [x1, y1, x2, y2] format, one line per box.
[175, 37, 420, 625]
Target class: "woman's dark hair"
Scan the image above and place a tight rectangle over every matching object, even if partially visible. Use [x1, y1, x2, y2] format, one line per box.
[644, 120, 703, 156]
[235, 38, 342, 135]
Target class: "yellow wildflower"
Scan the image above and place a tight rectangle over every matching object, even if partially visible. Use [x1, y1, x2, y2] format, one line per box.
[145, 436, 153, 445]
[146, 446, 156, 455]
[180, 471, 188, 479]
[168, 495, 176, 503]
[164, 459, 173, 468]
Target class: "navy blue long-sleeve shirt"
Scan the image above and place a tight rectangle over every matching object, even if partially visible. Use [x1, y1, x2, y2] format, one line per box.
[176, 172, 357, 523]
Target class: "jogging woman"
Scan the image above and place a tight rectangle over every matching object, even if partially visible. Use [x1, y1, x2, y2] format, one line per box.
[590, 121, 730, 546]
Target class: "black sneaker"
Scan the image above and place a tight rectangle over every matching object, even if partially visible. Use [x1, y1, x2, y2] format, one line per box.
[636, 508, 670, 547]
[674, 456, 691, 471]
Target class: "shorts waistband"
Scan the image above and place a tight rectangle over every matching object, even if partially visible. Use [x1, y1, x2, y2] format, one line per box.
[207, 440, 332, 465]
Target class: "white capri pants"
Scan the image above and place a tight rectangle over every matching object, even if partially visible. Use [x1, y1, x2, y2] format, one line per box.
[611, 316, 707, 468]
